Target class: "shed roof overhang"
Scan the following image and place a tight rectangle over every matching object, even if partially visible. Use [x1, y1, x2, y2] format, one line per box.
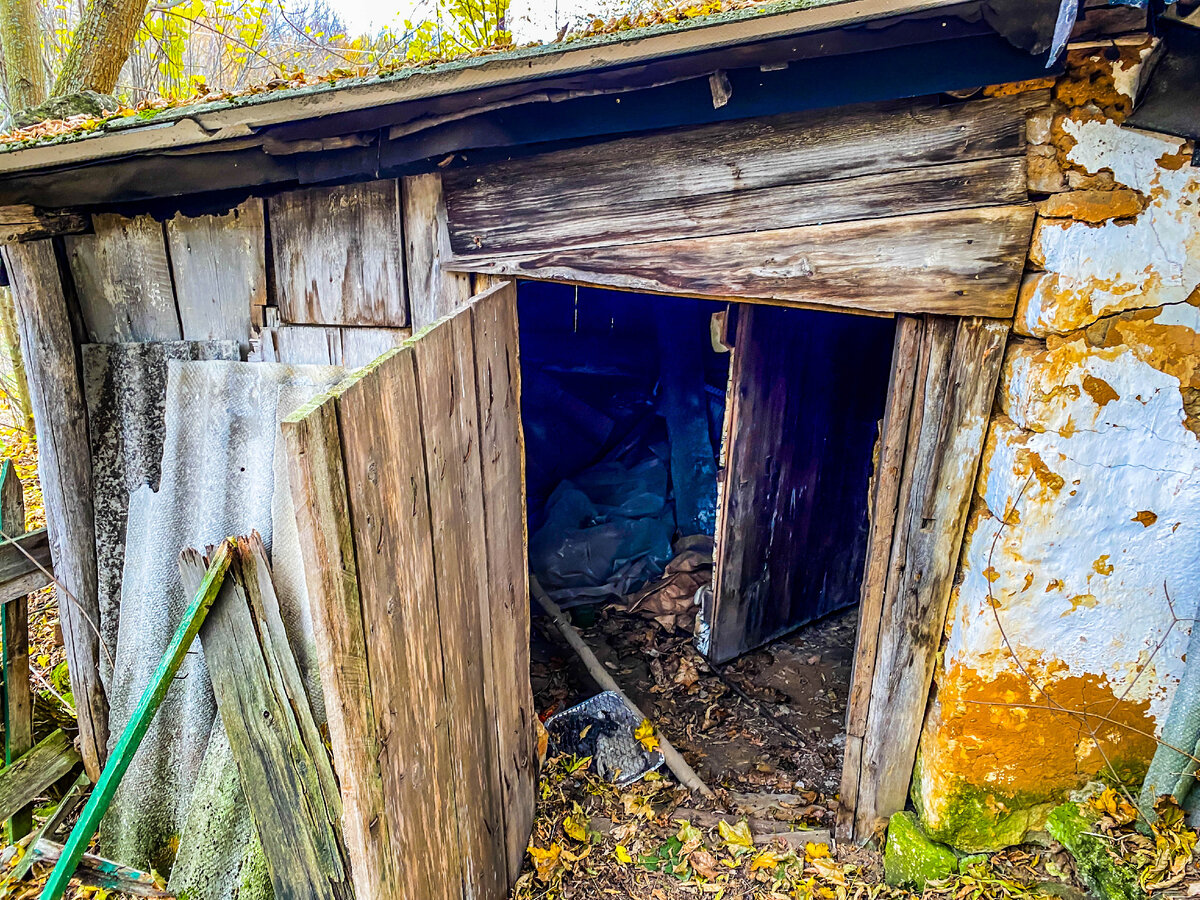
[0, 0, 1074, 208]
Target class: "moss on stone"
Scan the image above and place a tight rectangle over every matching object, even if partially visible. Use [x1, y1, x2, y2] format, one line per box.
[884, 811, 959, 889]
[1044, 803, 1148, 900]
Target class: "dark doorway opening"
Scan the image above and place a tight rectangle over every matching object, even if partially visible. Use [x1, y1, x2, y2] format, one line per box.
[519, 281, 894, 797]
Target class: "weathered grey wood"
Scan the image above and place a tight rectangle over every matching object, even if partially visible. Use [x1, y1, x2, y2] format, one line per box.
[470, 282, 537, 884]
[337, 348, 461, 900]
[849, 315, 1010, 841]
[65, 213, 181, 343]
[402, 173, 473, 329]
[185, 537, 351, 900]
[166, 199, 266, 350]
[3, 241, 107, 782]
[283, 397, 397, 900]
[413, 310, 507, 900]
[20, 838, 172, 897]
[0, 458, 32, 840]
[446, 205, 1037, 318]
[0, 206, 89, 244]
[443, 94, 1030, 256]
[838, 315, 921, 842]
[0, 729, 80, 823]
[447, 156, 1026, 256]
[0, 527, 50, 593]
[264, 325, 412, 368]
[269, 180, 408, 327]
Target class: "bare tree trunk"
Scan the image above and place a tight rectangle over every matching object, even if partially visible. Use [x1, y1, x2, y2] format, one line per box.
[0, 0, 48, 110]
[0, 286, 35, 436]
[52, 0, 146, 96]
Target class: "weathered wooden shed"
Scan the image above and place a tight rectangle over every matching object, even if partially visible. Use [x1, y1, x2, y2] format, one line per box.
[1, 0, 1197, 896]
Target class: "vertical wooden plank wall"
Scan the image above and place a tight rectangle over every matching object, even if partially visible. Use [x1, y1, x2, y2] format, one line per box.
[839, 315, 1009, 841]
[284, 283, 530, 900]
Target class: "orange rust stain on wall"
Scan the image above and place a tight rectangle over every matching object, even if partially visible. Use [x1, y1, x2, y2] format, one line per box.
[926, 663, 1158, 796]
[1081, 374, 1120, 408]
[1015, 448, 1065, 492]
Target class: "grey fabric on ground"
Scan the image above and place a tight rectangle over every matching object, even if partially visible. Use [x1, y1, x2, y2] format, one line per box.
[100, 360, 343, 893]
[83, 341, 240, 691]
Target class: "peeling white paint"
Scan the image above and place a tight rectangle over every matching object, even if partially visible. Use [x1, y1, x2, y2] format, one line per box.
[1016, 122, 1200, 338]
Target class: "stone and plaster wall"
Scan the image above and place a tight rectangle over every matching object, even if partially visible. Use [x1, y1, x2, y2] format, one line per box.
[912, 42, 1200, 851]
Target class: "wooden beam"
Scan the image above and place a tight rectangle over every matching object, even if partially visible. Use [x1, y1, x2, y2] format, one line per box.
[402, 173, 473, 330]
[0, 459, 33, 840]
[20, 839, 171, 897]
[0, 206, 89, 244]
[446, 205, 1036, 318]
[269, 179, 409, 328]
[186, 535, 352, 900]
[0, 528, 52, 601]
[0, 730, 80, 824]
[3, 240, 107, 783]
[64, 214, 181, 343]
[40, 540, 233, 900]
[443, 94, 1031, 257]
[283, 394, 398, 900]
[844, 315, 1010, 842]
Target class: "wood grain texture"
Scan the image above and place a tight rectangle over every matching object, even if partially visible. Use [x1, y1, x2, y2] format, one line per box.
[413, 310, 506, 900]
[166, 199, 266, 350]
[0, 729, 79, 823]
[470, 282, 537, 885]
[838, 315, 921, 842]
[337, 348, 462, 900]
[263, 325, 411, 368]
[403, 173, 473, 329]
[186, 537, 351, 900]
[446, 205, 1037, 318]
[65, 213, 181, 343]
[447, 156, 1026, 256]
[283, 397, 396, 900]
[444, 94, 1030, 257]
[849, 315, 1010, 841]
[3, 241, 107, 783]
[0, 206, 89, 244]
[0, 459, 32, 840]
[269, 180, 408, 327]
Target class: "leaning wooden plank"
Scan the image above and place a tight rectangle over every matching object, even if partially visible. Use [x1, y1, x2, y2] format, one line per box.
[64, 213, 181, 342]
[283, 395, 397, 900]
[3, 241, 107, 782]
[446, 205, 1038, 318]
[446, 156, 1026, 256]
[0, 528, 51, 594]
[0, 730, 79, 824]
[20, 839, 171, 898]
[470, 282, 538, 885]
[166, 199, 266, 349]
[336, 348, 461, 900]
[851, 316, 1010, 841]
[185, 536, 351, 900]
[269, 180, 408, 327]
[39, 540, 234, 900]
[838, 315, 922, 842]
[413, 310, 507, 900]
[0, 459, 33, 840]
[443, 94, 1030, 255]
[402, 173, 473, 329]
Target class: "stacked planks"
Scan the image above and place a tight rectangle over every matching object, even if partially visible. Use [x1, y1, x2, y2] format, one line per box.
[440, 93, 1039, 317]
[283, 281, 535, 900]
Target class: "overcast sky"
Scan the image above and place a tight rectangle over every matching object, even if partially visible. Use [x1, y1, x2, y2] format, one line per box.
[321, 0, 574, 43]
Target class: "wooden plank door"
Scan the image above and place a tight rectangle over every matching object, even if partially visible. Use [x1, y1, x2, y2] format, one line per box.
[284, 281, 536, 900]
[701, 304, 894, 664]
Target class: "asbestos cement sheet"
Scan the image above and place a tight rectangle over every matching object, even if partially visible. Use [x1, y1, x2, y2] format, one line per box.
[99, 359, 344, 890]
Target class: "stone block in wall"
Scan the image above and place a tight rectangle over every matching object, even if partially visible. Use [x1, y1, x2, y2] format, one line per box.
[1015, 122, 1198, 338]
[912, 305, 1200, 850]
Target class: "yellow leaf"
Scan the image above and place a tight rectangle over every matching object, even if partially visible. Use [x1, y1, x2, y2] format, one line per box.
[37, 654, 48, 668]
[750, 851, 779, 870]
[563, 810, 590, 843]
[676, 819, 702, 845]
[527, 843, 562, 883]
[635, 718, 659, 752]
[615, 844, 633, 864]
[717, 819, 754, 852]
[805, 841, 831, 860]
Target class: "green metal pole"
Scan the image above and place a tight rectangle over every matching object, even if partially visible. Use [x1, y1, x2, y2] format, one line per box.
[40, 539, 236, 900]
